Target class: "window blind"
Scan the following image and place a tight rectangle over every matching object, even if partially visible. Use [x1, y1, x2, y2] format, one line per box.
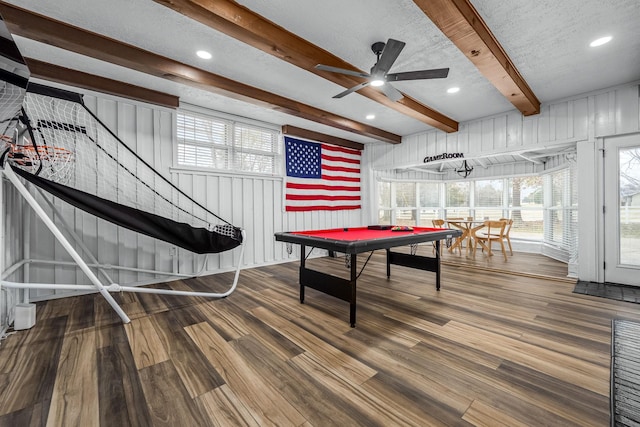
[177, 111, 280, 175]
[177, 112, 230, 169]
[543, 164, 578, 263]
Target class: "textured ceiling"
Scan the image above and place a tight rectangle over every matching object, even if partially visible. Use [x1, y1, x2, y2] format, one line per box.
[4, 0, 640, 145]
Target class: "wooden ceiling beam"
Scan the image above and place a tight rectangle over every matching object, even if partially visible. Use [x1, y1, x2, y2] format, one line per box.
[152, 0, 458, 133]
[0, 2, 400, 144]
[25, 58, 180, 109]
[282, 125, 365, 151]
[413, 0, 540, 116]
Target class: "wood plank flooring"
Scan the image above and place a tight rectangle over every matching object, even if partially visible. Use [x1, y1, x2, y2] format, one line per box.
[0, 249, 635, 426]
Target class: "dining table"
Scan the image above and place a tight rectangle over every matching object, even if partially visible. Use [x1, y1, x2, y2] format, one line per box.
[445, 218, 487, 253]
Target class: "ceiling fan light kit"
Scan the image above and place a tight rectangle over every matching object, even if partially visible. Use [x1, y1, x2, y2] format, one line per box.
[316, 38, 450, 102]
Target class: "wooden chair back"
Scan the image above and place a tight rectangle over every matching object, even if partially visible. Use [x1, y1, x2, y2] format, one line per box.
[499, 218, 514, 255]
[499, 218, 513, 235]
[485, 220, 506, 237]
[473, 220, 508, 260]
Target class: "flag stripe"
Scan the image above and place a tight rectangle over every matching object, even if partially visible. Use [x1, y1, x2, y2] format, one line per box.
[321, 174, 360, 182]
[321, 144, 360, 157]
[286, 183, 360, 191]
[285, 137, 361, 212]
[322, 164, 360, 174]
[321, 153, 360, 164]
[286, 204, 361, 212]
[286, 194, 361, 201]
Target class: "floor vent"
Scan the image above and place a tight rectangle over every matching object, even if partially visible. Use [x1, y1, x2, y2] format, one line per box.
[611, 319, 640, 426]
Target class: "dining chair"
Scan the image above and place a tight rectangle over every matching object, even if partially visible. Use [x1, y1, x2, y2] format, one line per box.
[473, 220, 508, 261]
[499, 218, 514, 255]
[431, 219, 458, 254]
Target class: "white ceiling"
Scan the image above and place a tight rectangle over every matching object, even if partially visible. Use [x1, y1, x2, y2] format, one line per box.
[5, 0, 640, 145]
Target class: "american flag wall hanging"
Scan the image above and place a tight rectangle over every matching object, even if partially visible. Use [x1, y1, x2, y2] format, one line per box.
[284, 136, 361, 211]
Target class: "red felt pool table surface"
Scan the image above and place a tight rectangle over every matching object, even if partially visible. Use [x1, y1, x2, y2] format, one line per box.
[291, 226, 443, 241]
[275, 226, 460, 254]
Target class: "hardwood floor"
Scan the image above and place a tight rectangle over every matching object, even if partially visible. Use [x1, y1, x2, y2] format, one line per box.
[0, 249, 634, 426]
[439, 244, 571, 281]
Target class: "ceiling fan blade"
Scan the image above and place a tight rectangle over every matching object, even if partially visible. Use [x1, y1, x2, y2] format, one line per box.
[378, 82, 403, 102]
[315, 64, 370, 79]
[372, 39, 405, 75]
[386, 68, 450, 81]
[333, 81, 372, 99]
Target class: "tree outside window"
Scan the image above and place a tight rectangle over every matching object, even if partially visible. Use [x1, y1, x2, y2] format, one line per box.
[445, 182, 470, 217]
[475, 179, 503, 219]
[508, 176, 543, 239]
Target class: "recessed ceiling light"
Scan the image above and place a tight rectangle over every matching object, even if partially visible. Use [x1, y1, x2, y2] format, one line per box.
[370, 79, 384, 87]
[447, 87, 460, 94]
[590, 36, 612, 47]
[196, 50, 212, 59]
[366, 114, 375, 120]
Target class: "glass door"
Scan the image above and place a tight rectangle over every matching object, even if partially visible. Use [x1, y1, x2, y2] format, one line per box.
[604, 133, 640, 285]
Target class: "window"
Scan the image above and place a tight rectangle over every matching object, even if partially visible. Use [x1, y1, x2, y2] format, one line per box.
[177, 113, 229, 169]
[418, 182, 441, 226]
[396, 183, 416, 226]
[377, 167, 577, 263]
[508, 176, 543, 240]
[177, 110, 280, 174]
[544, 167, 578, 263]
[620, 147, 640, 265]
[475, 179, 504, 220]
[445, 181, 470, 218]
[377, 181, 432, 225]
[378, 182, 392, 224]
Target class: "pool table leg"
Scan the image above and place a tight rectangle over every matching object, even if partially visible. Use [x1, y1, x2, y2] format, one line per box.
[435, 240, 441, 291]
[350, 253, 357, 327]
[300, 244, 306, 303]
[386, 248, 391, 278]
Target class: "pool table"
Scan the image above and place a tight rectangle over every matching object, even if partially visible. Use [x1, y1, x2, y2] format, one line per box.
[274, 226, 461, 327]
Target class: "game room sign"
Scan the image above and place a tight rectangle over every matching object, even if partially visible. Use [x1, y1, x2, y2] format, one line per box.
[423, 152, 465, 163]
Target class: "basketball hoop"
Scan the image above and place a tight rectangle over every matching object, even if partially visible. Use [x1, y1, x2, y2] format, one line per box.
[7, 143, 74, 182]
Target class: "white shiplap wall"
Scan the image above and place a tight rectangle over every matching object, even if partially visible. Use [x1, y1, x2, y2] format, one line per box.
[366, 95, 591, 178]
[1, 178, 25, 330]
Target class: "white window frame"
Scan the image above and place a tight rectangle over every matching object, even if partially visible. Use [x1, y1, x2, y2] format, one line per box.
[176, 108, 281, 176]
[376, 168, 577, 256]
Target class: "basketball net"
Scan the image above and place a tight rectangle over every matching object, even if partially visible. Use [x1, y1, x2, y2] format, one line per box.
[5, 141, 74, 183]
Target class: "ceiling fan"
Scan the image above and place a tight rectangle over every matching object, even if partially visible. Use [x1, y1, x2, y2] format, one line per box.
[315, 38, 449, 102]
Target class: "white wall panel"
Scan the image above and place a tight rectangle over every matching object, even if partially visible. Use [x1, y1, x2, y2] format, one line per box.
[53, 197, 76, 287]
[615, 86, 640, 135]
[1, 179, 24, 330]
[572, 97, 589, 141]
[117, 103, 138, 285]
[506, 111, 522, 148]
[594, 91, 616, 137]
[592, 84, 640, 137]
